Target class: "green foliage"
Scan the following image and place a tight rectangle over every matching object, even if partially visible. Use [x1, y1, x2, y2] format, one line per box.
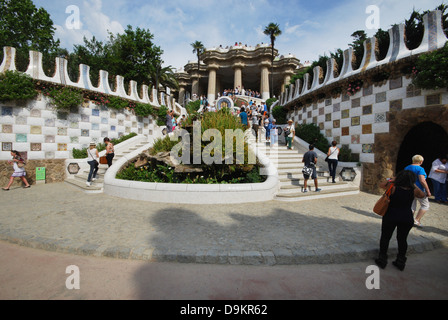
[72, 132, 137, 159]
[120, 108, 266, 184]
[156, 105, 169, 126]
[150, 136, 181, 155]
[265, 98, 277, 108]
[185, 100, 201, 115]
[46, 86, 83, 111]
[116, 162, 266, 184]
[339, 145, 354, 162]
[413, 42, 448, 90]
[295, 123, 329, 152]
[349, 30, 367, 70]
[0, 70, 37, 101]
[105, 95, 127, 110]
[134, 103, 155, 117]
[69, 25, 163, 88]
[272, 105, 287, 124]
[0, 0, 60, 72]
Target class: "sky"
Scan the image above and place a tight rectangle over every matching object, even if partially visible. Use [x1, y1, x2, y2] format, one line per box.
[33, 0, 445, 70]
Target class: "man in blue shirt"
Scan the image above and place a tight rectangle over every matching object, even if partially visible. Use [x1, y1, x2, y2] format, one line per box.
[404, 155, 431, 227]
[239, 107, 248, 128]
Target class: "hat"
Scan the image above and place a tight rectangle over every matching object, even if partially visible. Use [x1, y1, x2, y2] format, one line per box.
[288, 119, 293, 123]
[89, 142, 96, 146]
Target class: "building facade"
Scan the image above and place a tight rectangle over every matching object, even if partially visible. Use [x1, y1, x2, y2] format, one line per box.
[175, 43, 301, 105]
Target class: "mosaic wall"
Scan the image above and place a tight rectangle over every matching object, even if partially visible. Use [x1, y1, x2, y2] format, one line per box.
[0, 95, 155, 160]
[287, 75, 448, 164]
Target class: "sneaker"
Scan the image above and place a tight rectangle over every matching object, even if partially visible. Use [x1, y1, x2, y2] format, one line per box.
[302, 189, 308, 193]
[315, 188, 322, 192]
[92, 178, 97, 182]
[414, 220, 422, 227]
[86, 181, 91, 187]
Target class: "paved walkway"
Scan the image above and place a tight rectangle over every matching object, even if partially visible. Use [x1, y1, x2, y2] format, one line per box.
[1, 183, 447, 266]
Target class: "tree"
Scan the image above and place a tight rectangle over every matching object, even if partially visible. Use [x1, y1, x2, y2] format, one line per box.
[69, 26, 163, 92]
[149, 58, 179, 93]
[264, 23, 282, 98]
[349, 30, 367, 70]
[405, 9, 424, 50]
[0, 0, 60, 71]
[374, 28, 390, 61]
[191, 41, 205, 74]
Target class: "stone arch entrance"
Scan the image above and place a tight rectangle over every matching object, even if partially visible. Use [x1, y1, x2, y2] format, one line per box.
[396, 122, 448, 175]
[363, 106, 448, 194]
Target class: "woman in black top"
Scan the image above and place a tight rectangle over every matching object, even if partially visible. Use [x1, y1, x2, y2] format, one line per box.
[375, 170, 425, 271]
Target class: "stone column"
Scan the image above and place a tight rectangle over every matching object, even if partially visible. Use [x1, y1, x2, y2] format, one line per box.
[178, 85, 186, 106]
[281, 70, 295, 93]
[191, 73, 200, 100]
[207, 64, 219, 104]
[259, 61, 271, 101]
[233, 62, 244, 92]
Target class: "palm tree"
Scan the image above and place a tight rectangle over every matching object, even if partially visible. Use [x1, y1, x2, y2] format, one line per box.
[264, 23, 282, 98]
[149, 59, 179, 102]
[191, 41, 205, 74]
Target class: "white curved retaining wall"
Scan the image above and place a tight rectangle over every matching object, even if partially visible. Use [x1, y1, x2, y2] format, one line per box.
[103, 138, 280, 204]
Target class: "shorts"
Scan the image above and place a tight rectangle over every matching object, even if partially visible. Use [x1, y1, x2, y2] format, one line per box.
[303, 166, 317, 180]
[412, 196, 430, 211]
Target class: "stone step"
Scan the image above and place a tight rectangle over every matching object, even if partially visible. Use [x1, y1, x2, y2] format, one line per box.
[277, 168, 329, 175]
[278, 182, 351, 194]
[73, 174, 104, 184]
[280, 179, 346, 187]
[64, 179, 103, 194]
[274, 186, 360, 202]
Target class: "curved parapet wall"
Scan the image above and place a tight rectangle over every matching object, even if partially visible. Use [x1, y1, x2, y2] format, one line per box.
[0, 47, 181, 113]
[103, 138, 280, 204]
[282, 10, 448, 107]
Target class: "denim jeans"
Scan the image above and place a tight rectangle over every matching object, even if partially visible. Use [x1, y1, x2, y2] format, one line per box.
[327, 159, 338, 182]
[431, 178, 447, 201]
[87, 160, 99, 182]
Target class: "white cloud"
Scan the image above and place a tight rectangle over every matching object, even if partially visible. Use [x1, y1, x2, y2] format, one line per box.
[82, 0, 124, 39]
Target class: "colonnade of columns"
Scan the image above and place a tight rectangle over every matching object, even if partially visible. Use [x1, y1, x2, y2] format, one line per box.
[179, 61, 298, 106]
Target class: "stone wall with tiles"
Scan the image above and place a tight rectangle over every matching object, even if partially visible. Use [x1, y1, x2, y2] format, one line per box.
[0, 94, 156, 165]
[281, 9, 448, 194]
[286, 76, 448, 193]
[0, 159, 65, 187]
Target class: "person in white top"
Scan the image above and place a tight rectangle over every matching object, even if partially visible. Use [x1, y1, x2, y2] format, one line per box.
[86, 142, 99, 187]
[428, 155, 448, 203]
[327, 141, 340, 183]
[285, 119, 295, 150]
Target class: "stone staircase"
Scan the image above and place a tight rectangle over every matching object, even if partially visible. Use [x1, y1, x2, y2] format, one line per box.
[251, 133, 360, 201]
[65, 140, 149, 194]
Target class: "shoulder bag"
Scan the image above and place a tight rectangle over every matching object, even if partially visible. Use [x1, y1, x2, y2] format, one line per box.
[373, 183, 394, 217]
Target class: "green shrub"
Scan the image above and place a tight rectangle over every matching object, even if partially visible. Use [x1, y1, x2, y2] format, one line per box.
[295, 123, 329, 152]
[272, 105, 287, 124]
[107, 95, 129, 110]
[134, 103, 155, 117]
[157, 105, 169, 126]
[185, 100, 201, 115]
[47, 87, 83, 111]
[413, 42, 448, 90]
[0, 71, 37, 102]
[339, 145, 354, 162]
